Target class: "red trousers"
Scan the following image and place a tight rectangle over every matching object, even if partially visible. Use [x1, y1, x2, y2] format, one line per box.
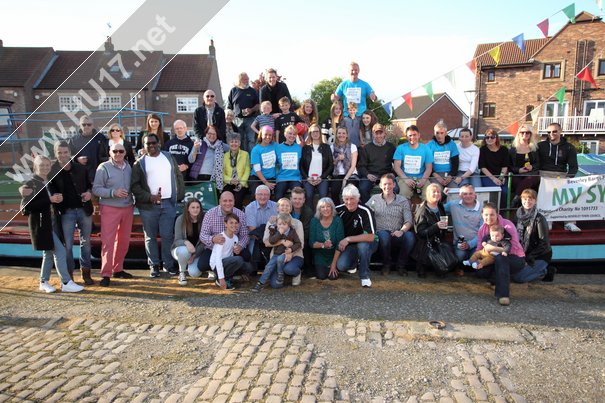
[100, 204, 134, 278]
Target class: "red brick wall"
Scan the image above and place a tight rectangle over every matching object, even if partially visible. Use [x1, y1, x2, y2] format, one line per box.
[417, 97, 466, 142]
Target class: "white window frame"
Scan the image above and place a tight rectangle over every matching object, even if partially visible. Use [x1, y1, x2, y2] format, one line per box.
[580, 140, 599, 154]
[98, 95, 122, 110]
[176, 97, 198, 113]
[544, 101, 568, 118]
[59, 95, 82, 112]
[129, 93, 138, 110]
[583, 100, 605, 116]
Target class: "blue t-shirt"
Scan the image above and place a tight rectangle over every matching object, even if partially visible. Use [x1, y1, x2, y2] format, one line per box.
[427, 139, 459, 173]
[335, 79, 373, 117]
[250, 142, 277, 180]
[393, 143, 433, 178]
[276, 142, 302, 181]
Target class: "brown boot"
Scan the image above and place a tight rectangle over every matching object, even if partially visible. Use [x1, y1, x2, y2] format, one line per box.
[81, 268, 95, 285]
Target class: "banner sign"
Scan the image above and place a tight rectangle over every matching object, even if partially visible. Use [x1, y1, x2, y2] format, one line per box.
[537, 174, 605, 221]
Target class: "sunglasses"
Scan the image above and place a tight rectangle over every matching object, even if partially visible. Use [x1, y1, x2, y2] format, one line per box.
[112, 149, 125, 154]
[81, 123, 92, 127]
[145, 141, 158, 145]
[519, 131, 531, 134]
[110, 128, 121, 132]
[546, 130, 559, 134]
[485, 135, 496, 139]
[205, 94, 215, 98]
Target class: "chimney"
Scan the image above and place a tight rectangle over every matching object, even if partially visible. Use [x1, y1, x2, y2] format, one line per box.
[209, 39, 215, 58]
[0, 39, 3, 48]
[104, 36, 114, 52]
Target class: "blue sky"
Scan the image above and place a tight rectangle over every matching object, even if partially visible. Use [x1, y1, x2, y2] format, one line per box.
[3, 0, 602, 112]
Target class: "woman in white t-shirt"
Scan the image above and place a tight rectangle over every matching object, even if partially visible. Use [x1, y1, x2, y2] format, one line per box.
[330, 126, 359, 203]
[453, 128, 481, 189]
[300, 124, 334, 208]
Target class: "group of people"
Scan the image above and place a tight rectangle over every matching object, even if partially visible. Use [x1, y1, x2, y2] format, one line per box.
[20, 62, 571, 306]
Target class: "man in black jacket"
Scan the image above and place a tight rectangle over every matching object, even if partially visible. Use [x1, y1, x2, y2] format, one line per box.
[358, 124, 396, 204]
[68, 115, 108, 183]
[193, 90, 226, 142]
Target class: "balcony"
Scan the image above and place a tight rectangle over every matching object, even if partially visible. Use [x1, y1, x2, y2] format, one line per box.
[538, 111, 605, 135]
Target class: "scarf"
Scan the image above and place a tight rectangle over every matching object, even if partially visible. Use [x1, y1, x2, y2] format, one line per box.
[516, 205, 537, 251]
[230, 151, 241, 191]
[189, 137, 225, 190]
[333, 143, 352, 175]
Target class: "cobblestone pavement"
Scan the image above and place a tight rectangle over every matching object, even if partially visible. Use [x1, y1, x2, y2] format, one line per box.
[0, 316, 535, 403]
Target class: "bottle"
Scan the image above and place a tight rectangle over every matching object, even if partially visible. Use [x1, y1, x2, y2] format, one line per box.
[524, 153, 530, 169]
[157, 187, 162, 204]
[457, 236, 465, 249]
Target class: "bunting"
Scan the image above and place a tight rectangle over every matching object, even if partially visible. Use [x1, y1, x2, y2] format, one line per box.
[562, 3, 576, 23]
[507, 121, 520, 135]
[466, 59, 477, 75]
[488, 46, 501, 66]
[423, 82, 435, 101]
[530, 108, 540, 126]
[537, 18, 549, 37]
[512, 33, 526, 53]
[577, 66, 599, 88]
[382, 102, 393, 118]
[445, 70, 457, 90]
[555, 86, 566, 105]
[402, 92, 413, 111]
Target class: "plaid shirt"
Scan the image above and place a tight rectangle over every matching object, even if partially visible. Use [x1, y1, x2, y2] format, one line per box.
[200, 206, 249, 249]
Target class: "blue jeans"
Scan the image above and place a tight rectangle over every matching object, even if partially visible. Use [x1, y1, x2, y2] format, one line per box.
[274, 180, 302, 200]
[259, 254, 285, 285]
[481, 176, 508, 208]
[376, 230, 415, 267]
[236, 116, 257, 153]
[475, 254, 526, 298]
[61, 208, 92, 270]
[336, 240, 378, 280]
[303, 179, 329, 208]
[513, 259, 548, 283]
[41, 218, 71, 283]
[139, 199, 177, 270]
[259, 255, 303, 288]
[456, 170, 482, 189]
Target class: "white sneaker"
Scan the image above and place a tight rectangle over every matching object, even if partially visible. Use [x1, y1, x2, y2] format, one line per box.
[462, 260, 471, 267]
[178, 272, 187, 286]
[292, 273, 301, 286]
[361, 278, 372, 288]
[471, 262, 479, 270]
[347, 268, 357, 274]
[61, 280, 84, 293]
[207, 271, 216, 280]
[39, 281, 56, 293]
[564, 223, 581, 232]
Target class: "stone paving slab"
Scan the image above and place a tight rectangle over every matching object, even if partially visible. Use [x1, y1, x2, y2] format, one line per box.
[0, 317, 526, 402]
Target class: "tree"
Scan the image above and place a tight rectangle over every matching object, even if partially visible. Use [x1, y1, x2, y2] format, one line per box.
[367, 99, 392, 126]
[310, 77, 343, 124]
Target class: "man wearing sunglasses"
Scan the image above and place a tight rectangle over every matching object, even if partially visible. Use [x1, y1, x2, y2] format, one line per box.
[67, 115, 108, 182]
[193, 90, 226, 142]
[537, 122, 580, 232]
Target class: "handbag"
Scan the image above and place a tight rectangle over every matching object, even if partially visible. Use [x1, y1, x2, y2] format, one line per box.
[426, 235, 458, 274]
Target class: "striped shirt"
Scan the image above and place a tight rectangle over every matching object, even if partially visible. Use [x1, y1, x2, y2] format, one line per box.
[367, 193, 412, 232]
[254, 114, 275, 130]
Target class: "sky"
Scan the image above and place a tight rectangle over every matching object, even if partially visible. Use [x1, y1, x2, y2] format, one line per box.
[3, 0, 603, 115]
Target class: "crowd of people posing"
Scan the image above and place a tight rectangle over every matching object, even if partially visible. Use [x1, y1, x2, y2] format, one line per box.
[20, 65, 573, 306]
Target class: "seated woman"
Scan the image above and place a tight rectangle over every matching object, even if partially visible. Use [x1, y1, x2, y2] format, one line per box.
[136, 113, 169, 154]
[262, 198, 305, 288]
[99, 123, 136, 166]
[23, 155, 84, 293]
[453, 127, 481, 188]
[509, 125, 540, 207]
[223, 132, 250, 209]
[249, 125, 278, 197]
[188, 125, 228, 191]
[301, 124, 333, 208]
[330, 126, 359, 204]
[309, 197, 344, 280]
[171, 198, 205, 286]
[411, 183, 449, 278]
[321, 101, 344, 145]
[479, 129, 510, 207]
[515, 189, 555, 281]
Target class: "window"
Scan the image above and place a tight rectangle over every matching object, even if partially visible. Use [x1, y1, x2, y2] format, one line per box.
[98, 96, 122, 110]
[59, 95, 82, 112]
[129, 93, 138, 110]
[177, 97, 198, 113]
[543, 63, 561, 79]
[598, 60, 605, 76]
[525, 105, 534, 122]
[487, 69, 495, 82]
[580, 140, 599, 154]
[482, 103, 496, 118]
[584, 100, 605, 116]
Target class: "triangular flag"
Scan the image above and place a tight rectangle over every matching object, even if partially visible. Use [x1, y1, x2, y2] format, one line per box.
[488, 46, 501, 66]
[530, 108, 540, 126]
[512, 33, 526, 54]
[423, 82, 434, 101]
[507, 121, 520, 136]
[402, 92, 413, 111]
[382, 102, 393, 118]
[466, 59, 477, 75]
[555, 86, 566, 105]
[577, 66, 599, 88]
[537, 18, 549, 37]
[562, 3, 576, 23]
[445, 70, 457, 90]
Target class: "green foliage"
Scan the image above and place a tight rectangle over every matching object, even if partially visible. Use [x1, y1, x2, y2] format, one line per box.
[310, 77, 343, 123]
[368, 99, 391, 126]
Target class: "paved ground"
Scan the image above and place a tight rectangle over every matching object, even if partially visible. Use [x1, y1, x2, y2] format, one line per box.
[0, 265, 604, 402]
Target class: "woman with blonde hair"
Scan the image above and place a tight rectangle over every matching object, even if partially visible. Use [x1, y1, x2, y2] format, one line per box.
[301, 124, 333, 208]
[100, 123, 136, 165]
[321, 101, 344, 145]
[330, 126, 359, 202]
[509, 125, 540, 207]
[297, 99, 319, 127]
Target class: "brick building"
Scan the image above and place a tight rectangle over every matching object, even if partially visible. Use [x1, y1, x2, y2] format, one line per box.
[0, 38, 221, 146]
[391, 93, 468, 143]
[474, 11, 605, 153]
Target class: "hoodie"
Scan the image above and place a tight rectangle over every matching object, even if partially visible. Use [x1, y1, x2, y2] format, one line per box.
[537, 137, 578, 177]
[428, 135, 459, 175]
